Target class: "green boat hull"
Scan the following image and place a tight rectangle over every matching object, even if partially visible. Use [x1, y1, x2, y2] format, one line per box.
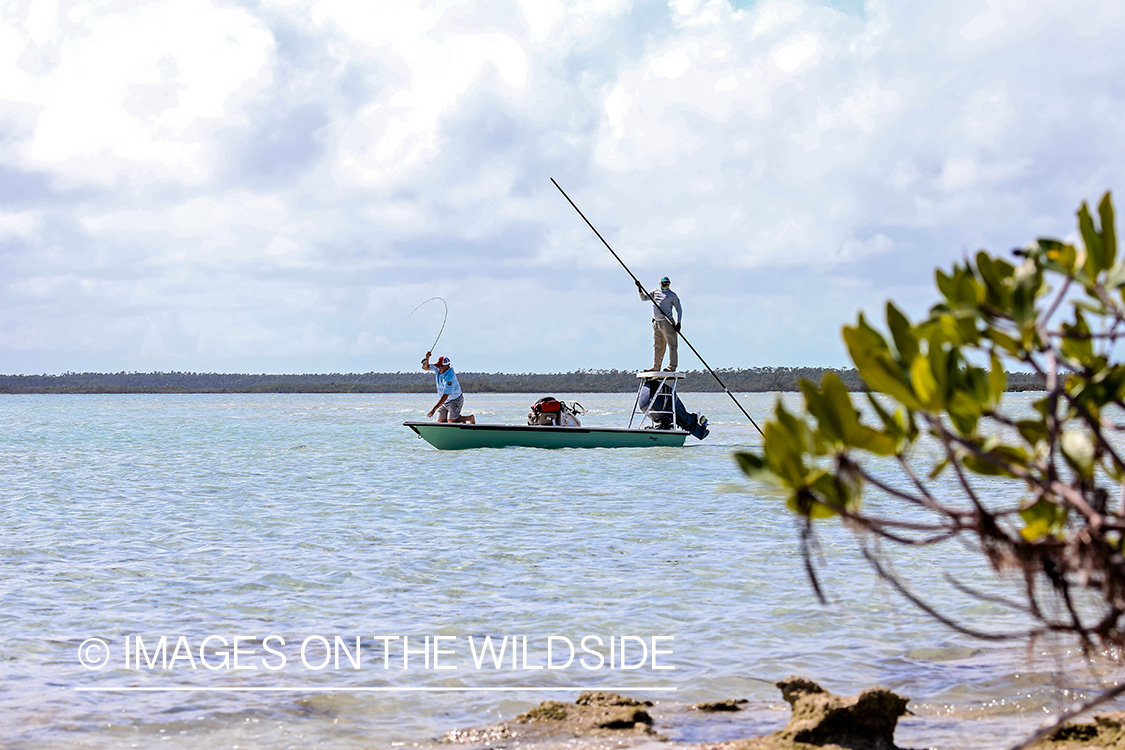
[403, 421, 689, 450]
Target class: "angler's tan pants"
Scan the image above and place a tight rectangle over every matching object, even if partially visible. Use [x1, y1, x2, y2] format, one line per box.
[652, 319, 678, 371]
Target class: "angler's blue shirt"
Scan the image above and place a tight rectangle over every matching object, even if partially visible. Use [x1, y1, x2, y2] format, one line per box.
[434, 367, 463, 399]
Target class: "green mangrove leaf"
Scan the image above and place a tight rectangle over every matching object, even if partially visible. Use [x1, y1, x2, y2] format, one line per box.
[787, 485, 838, 519]
[935, 268, 955, 301]
[1019, 499, 1066, 542]
[865, 392, 903, 442]
[910, 354, 939, 410]
[843, 318, 922, 410]
[1017, 419, 1048, 446]
[853, 425, 897, 456]
[823, 372, 859, 443]
[962, 443, 1026, 477]
[947, 391, 981, 435]
[735, 451, 777, 484]
[809, 471, 844, 510]
[1042, 240, 1079, 275]
[800, 380, 838, 445]
[886, 302, 919, 362]
[1104, 262, 1125, 291]
[1060, 430, 1096, 477]
[988, 353, 1006, 408]
[1061, 310, 1094, 365]
[764, 405, 812, 486]
[1100, 191, 1117, 269]
[1080, 201, 1107, 277]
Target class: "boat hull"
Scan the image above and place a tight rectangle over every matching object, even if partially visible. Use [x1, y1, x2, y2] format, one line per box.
[403, 421, 689, 450]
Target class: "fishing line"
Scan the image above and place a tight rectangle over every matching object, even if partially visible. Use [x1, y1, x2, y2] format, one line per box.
[411, 296, 449, 356]
[550, 177, 764, 437]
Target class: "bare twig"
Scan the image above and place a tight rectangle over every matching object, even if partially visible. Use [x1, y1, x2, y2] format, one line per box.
[859, 545, 1044, 641]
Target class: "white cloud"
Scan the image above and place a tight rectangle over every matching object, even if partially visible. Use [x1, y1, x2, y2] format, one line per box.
[2, 0, 1125, 374]
[0, 211, 40, 240]
[646, 42, 698, 80]
[771, 31, 819, 71]
[0, 0, 275, 186]
[309, 0, 536, 188]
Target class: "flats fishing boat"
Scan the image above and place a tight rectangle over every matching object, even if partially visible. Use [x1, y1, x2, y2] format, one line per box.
[404, 371, 708, 450]
[401, 179, 764, 449]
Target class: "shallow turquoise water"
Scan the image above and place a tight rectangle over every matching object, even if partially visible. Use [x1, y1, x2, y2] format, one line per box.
[0, 392, 1116, 749]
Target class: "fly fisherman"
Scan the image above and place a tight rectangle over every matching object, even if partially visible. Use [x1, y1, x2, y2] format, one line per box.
[422, 353, 476, 423]
[637, 276, 682, 372]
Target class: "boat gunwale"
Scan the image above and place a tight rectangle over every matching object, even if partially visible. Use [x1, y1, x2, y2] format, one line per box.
[402, 420, 689, 437]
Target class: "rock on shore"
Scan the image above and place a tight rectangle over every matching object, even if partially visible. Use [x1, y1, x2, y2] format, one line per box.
[1035, 712, 1125, 749]
[444, 677, 911, 749]
[444, 690, 659, 744]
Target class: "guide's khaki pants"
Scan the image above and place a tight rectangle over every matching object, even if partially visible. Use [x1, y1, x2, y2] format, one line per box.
[652, 319, 678, 371]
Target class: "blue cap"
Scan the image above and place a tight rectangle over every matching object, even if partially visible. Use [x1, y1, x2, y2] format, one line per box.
[660, 276, 670, 285]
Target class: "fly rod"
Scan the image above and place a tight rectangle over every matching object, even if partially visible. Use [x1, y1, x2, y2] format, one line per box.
[345, 296, 448, 393]
[411, 296, 449, 359]
[550, 177, 764, 437]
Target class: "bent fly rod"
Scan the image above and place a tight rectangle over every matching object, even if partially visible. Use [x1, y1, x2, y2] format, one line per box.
[411, 296, 449, 358]
[346, 296, 449, 393]
[550, 177, 764, 437]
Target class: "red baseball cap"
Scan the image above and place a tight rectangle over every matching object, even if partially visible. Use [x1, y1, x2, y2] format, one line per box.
[433, 356, 450, 366]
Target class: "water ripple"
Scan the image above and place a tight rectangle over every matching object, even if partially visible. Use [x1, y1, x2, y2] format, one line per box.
[1, 393, 1120, 749]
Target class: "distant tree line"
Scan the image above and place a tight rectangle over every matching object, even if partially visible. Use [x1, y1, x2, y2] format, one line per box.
[0, 368, 1046, 394]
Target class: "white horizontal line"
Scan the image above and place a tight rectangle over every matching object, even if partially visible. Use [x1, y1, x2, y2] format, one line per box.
[73, 686, 678, 693]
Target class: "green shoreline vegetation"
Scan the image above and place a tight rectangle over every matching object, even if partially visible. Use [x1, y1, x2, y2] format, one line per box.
[0, 367, 1046, 394]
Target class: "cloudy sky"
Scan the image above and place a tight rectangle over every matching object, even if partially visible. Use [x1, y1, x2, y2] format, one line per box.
[1, 0, 1123, 375]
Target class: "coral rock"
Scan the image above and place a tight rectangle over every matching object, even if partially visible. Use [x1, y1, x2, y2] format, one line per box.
[1040, 711, 1125, 749]
[444, 692, 658, 744]
[693, 698, 750, 712]
[772, 676, 909, 750]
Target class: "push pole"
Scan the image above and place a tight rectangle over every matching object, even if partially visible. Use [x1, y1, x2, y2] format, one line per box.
[550, 178, 764, 437]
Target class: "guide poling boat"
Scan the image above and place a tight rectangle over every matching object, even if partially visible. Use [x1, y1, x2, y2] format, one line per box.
[404, 371, 704, 450]
[403, 421, 689, 450]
